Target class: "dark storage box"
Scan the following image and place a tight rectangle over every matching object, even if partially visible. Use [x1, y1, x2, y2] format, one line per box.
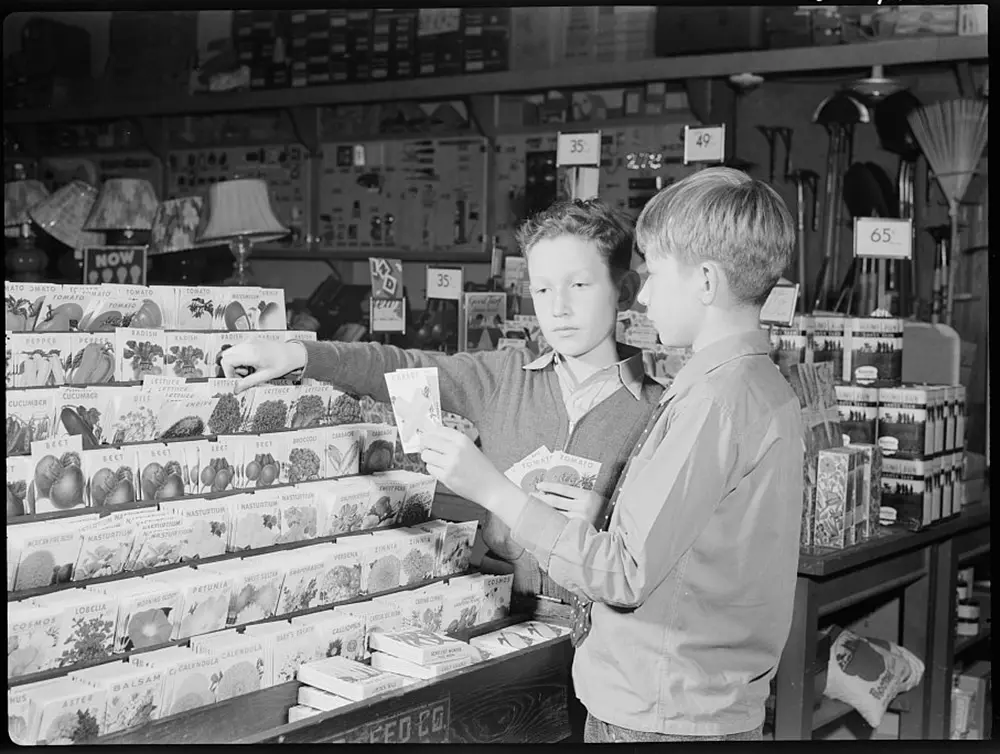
[654, 7, 765, 56]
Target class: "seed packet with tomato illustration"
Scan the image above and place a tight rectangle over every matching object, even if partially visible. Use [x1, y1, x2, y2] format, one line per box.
[213, 286, 264, 332]
[239, 433, 289, 490]
[66, 332, 116, 384]
[32, 285, 93, 332]
[115, 327, 166, 382]
[107, 387, 161, 444]
[7, 455, 34, 517]
[256, 288, 287, 331]
[384, 368, 443, 453]
[6, 389, 56, 456]
[81, 446, 139, 508]
[503, 445, 552, 493]
[29, 434, 85, 514]
[227, 490, 282, 552]
[10, 331, 71, 387]
[175, 286, 219, 331]
[50, 386, 114, 449]
[5, 281, 61, 332]
[199, 556, 285, 626]
[279, 429, 327, 485]
[159, 497, 230, 560]
[135, 441, 198, 502]
[77, 292, 137, 333]
[156, 396, 216, 441]
[163, 331, 212, 380]
[541, 451, 601, 492]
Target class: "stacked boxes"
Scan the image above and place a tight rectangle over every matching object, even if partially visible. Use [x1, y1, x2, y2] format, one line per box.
[842, 316, 904, 387]
[461, 8, 511, 74]
[835, 384, 879, 445]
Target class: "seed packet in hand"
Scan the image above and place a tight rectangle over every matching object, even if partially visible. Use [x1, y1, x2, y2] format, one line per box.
[504, 445, 552, 493]
[384, 368, 443, 453]
[541, 451, 601, 492]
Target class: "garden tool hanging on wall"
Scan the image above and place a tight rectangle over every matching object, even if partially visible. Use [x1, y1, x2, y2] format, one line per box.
[757, 126, 794, 184]
[811, 91, 870, 311]
[836, 162, 893, 315]
[787, 169, 818, 312]
[723, 73, 764, 172]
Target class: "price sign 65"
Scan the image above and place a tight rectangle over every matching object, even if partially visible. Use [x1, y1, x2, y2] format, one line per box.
[854, 217, 913, 260]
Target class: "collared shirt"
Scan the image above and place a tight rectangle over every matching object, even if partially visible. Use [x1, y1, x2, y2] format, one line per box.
[512, 329, 805, 736]
[523, 346, 645, 427]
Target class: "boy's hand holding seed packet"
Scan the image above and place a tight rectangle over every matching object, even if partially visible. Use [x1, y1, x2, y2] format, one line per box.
[384, 367, 443, 453]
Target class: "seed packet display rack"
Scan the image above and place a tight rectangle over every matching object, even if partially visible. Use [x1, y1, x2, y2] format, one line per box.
[6, 281, 567, 745]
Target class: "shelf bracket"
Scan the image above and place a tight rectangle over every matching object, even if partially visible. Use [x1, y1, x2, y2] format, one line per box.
[684, 78, 734, 127]
[465, 95, 497, 141]
[134, 116, 169, 166]
[953, 61, 976, 98]
[287, 106, 320, 157]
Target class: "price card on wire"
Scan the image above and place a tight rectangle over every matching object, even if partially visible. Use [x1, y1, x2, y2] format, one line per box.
[370, 299, 406, 333]
[426, 266, 463, 300]
[556, 131, 602, 167]
[760, 283, 800, 326]
[853, 217, 913, 260]
[683, 125, 726, 164]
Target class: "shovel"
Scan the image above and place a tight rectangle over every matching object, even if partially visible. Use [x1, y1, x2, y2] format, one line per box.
[811, 92, 870, 310]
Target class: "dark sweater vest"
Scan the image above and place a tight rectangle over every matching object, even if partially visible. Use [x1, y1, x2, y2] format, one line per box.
[299, 340, 664, 602]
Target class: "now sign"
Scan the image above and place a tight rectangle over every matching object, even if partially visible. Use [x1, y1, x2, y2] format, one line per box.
[83, 245, 148, 286]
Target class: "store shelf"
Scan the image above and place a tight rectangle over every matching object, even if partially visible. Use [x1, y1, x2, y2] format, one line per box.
[3, 36, 987, 126]
[953, 624, 991, 656]
[812, 696, 909, 733]
[253, 248, 492, 264]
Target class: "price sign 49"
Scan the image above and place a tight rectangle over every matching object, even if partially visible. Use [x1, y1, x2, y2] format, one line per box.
[683, 124, 726, 164]
[854, 217, 913, 260]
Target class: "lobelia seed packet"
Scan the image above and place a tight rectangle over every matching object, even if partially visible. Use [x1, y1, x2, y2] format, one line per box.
[115, 327, 167, 382]
[65, 332, 116, 384]
[10, 331, 72, 387]
[50, 386, 114, 449]
[383, 368, 443, 453]
[6, 388, 56, 456]
[163, 331, 213, 380]
[280, 429, 327, 485]
[29, 434, 86, 514]
[36, 589, 118, 668]
[7, 454, 34, 516]
[541, 450, 601, 491]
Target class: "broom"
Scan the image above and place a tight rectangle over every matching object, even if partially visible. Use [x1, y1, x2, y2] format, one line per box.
[907, 98, 989, 325]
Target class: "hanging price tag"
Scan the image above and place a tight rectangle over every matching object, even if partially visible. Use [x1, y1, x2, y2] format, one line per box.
[683, 125, 726, 164]
[370, 299, 406, 332]
[854, 217, 913, 260]
[556, 131, 602, 167]
[426, 267, 463, 300]
[760, 283, 800, 326]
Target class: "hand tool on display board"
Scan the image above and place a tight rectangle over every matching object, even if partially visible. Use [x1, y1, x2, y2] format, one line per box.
[722, 73, 763, 173]
[811, 92, 870, 311]
[864, 161, 901, 314]
[756, 126, 793, 184]
[925, 224, 951, 324]
[874, 89, 923, 317]
[836, 162, 892, 315]
[787, 169, 818, 312]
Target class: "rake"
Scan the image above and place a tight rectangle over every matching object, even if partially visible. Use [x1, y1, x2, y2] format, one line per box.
[907, 98, 989, 324]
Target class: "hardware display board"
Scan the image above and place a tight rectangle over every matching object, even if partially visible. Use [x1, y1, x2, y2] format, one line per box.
[316, 137, 488, 257]
[164, 145, 312, 250]
[493, 121, 699, 253]
[38, 154, 164, 196]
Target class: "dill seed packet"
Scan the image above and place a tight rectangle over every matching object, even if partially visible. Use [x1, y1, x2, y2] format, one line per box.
[10, 331, 72, 388]
[81, 446, 139, 507]
[50, 386, 114, 448]
[32, 589, 118, 667]
[291, 609, 366, 663]
[65, 332, 117, 385]
[323, 425, 364, 478]
[199, 556, 285, 626]
[114, 327, 167, 382]
[7, 600, 66, 679]
[6, 388, 56, 456]
[69, 661, 164, 734]
[384, 367, 443, 453]
[280, 429, 327, 485]
[107, 387, 161, 445]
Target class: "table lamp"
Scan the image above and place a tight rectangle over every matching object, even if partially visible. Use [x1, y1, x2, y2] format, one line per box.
[148, 195, 212, 283]
[4, 170, 50, 281]
[29, 179, 103, 277]
[196, 177, 288, 286]
[84, 177, 159, 246]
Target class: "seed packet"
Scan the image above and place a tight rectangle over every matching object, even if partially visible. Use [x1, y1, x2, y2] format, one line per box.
[359, 532, 405, 595]
[5, 331, 14, 388]
[256, 288, 288, 331]
[92, 578, 183, 653]
[315, 540, 365, 604]
[198, 556, 285, 626]
[190, 633, 269, 699]
[291, 610, 365, 662]
[276, 485, 322, 544]
[155, 396, 216, 441]
[295, 686, 352, 713]
[6, 388, 55, 456]
[365, 474, 407, 530]
[150, 569, 231, 641]
[107, 387, 161, 444]
[127, 517, 193, 571]
[371, 648, 476, 680]
[236, 434, 288, 490]
[440, 588, 484, 634]
[384, 587, 446, 633]
[322, 601, 406, 660]
[394, 526, 440, 586]
[175, 286, 220, 331]
[383, 367, 443, 453]
[197, 437, 239, 494]
[323, 425, 364, 478]
[135, 442, 198, 501]
[206, 383, 254, 437]
[10, 331, 71, 387]
[397, 472, 437, 526]
[245, 384, 300, 433]
[33, 589, 118, 667]
[115, 327, 167, 382]
[541, 450, 601, 491]
[69, 661, 164, 734]
[65, 332, 116, 384]
[226, 490, 281, 551]
[504, 445, 552, 492]
[32, 286, 92, 333]
[7, 454, 34, 517]
[438, 520, 478, 577]
[77, 292, 138, 332]
[296, 656, 408, 701]
[450, 572, 514, 623]
[5, 281, 61, 331]
[140, 647, 221, 717]
[206, 331, 258, 378]
[24, 677, 107, 745]
[7, 601, 66, 678]
[314, 478, 371, 536]
[141, 374, 187, 392]
[71, 520, 137, 580]
[29, 435, 85, 514]
[49, 386, 114, 449]
[358, 423, 399, 473]
[275, 547, 328, 614]
[213, 286, 263, 331]
[288, 383, 341, 429]
[158, 497, 230, 559]
[369, 628, 471, 666]
[163, 331, 212, 379]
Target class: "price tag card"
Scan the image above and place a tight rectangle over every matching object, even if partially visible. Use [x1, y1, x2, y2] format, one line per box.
[556, 131, 602, 167]
[426, 267, 463, 300]
[369, 257, 404, 299]
[760, 283, 800, 326]
[370, 299, 406, 332]
[854, 217, 913, 260]
[683, 125, 726, 165]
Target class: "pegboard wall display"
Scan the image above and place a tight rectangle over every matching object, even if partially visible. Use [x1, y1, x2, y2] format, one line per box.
[38, 154, 163, 195]
[317, 137, 488, 257]
[165, 145, 312, 249]
[493, 121, 700, 253]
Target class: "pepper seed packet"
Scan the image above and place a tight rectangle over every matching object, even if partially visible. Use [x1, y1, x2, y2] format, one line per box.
[10, 332, 71, 387]
[65, 332, 116, 385]
[384, 368, 443, 453]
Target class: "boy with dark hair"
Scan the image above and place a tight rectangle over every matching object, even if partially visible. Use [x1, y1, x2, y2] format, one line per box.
[220, 199, 664, 602]
[419, 168, 805, 742]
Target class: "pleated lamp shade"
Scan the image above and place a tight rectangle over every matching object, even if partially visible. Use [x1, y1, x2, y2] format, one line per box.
[29, 180, 104, 250]
[149, 196, 214, 255]
[197, 178, 288, 244]
[4, 180, 50, 229]
[83, 178, 159, 232]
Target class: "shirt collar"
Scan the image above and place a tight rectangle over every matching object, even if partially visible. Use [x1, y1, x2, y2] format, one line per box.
[665, 329, 772, 402]
[523, 342, 645, 400]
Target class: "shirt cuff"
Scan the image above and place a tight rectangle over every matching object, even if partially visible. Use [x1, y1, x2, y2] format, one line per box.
[510, 494, 569, 571]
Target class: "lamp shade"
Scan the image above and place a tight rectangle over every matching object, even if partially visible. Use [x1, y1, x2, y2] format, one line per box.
[83, 178, 159, 232]
[197, 178, 289, 244]
[4, 180, 50, 228]
[29, 180, 103, 249]
[149, 196, 217, 255]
